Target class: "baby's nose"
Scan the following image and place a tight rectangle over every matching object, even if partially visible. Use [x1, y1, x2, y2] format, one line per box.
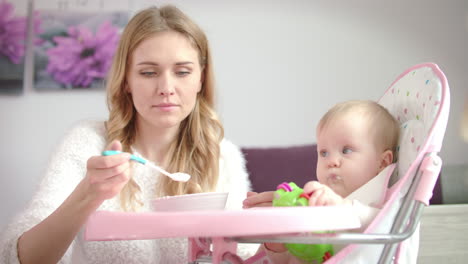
[327, 155, 341, 168]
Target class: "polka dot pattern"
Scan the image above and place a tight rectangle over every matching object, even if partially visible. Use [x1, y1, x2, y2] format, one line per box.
[379, 66, 443, 183]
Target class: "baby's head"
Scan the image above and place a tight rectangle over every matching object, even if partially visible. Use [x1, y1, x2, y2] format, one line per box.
[316, 100, 399, 197]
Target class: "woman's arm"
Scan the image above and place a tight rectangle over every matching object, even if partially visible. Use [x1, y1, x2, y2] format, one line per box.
[17, 148, 131, 264]
[217, 139, 262, 258]
[0, 121, 131, 264]
[218, 139, 252, 209]
[17, 180, 100, 264]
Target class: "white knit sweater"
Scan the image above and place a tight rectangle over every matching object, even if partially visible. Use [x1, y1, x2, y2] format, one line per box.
[0, 120, 255, 264]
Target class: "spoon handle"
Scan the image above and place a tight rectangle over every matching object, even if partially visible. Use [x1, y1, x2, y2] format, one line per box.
[102, 150, 147, 164]
[145, 162, 172, 178]
[101, 150, 190, 182]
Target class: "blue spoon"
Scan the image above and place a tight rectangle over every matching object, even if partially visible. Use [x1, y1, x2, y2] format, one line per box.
[102, 150, 191, 182]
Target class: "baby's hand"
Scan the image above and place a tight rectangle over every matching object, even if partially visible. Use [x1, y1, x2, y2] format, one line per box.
[243, 191, 275, 208]
[303, 181, 349, 206]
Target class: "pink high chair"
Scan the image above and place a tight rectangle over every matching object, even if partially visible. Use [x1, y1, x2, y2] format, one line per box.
[85, 63, 450, 264]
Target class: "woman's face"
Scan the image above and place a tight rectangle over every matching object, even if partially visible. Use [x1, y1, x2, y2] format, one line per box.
[126, 31, 203, 131]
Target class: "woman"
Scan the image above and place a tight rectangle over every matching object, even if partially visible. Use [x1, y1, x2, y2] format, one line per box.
[1, 5, 252, 263]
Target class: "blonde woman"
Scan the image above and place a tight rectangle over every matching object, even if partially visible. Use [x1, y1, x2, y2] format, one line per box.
[1, 6, 252, 263]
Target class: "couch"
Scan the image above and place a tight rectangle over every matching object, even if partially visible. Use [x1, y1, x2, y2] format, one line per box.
[241, 144, 443, 205]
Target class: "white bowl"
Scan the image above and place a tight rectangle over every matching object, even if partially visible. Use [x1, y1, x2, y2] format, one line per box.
[151, 192, 229, 212]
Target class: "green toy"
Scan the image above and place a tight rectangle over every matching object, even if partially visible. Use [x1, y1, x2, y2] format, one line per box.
[273, 182, 334, 263]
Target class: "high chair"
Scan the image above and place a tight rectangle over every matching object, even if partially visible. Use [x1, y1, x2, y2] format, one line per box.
[85, 62, 450, 264]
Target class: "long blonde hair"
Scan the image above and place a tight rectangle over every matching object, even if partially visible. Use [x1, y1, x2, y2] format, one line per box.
[105, 5, 224, 210]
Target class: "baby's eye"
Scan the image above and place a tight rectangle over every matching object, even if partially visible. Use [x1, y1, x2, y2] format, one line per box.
[342, 147, 353, 154]
[320, 150, 328, 157]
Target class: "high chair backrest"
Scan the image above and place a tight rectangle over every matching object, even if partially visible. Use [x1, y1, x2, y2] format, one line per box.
[328, 63, 449, 264]
[379, 63, 450, 204]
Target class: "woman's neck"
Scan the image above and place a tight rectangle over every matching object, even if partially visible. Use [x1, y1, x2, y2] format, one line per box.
[133, 120, 179, 166]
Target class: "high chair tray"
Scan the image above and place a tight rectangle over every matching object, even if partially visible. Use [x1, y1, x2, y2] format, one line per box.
[85, 206, 361, 241]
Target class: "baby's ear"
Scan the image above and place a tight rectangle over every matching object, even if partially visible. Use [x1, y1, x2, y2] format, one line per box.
[379, 150, 394, 170]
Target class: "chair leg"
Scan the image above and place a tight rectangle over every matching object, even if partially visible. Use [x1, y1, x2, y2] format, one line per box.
[212, 237, 240, 264]
[188, 237, 212, 262]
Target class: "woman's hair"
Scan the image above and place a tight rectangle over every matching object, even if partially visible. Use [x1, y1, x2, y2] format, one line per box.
[318, 100, 400, 162]
[105, 5, 224, 210]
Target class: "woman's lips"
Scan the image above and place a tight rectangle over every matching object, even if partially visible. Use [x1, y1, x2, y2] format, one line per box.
[154, 103, 178, 112]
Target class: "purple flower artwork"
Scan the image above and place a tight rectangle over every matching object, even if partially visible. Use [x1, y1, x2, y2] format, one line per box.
[34, 10, 128, 90]
[46, 21, 119, 87]
[0, 0, 30, 94]
[0, 0, 27, 64]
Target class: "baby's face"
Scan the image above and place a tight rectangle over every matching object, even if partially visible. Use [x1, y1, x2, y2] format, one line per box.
[316, 114, 382, 197]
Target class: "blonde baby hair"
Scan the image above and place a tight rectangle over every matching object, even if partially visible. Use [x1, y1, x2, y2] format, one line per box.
[318, 100, 400, 162]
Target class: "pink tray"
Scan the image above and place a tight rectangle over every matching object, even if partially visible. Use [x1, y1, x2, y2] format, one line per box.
[85, 206, 361, 241]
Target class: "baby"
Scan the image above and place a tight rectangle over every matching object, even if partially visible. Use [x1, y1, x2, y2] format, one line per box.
[261, 100, 400, 262]
[306, 100, 399, 207]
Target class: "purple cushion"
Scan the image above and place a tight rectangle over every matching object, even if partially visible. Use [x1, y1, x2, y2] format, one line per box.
[241, 144, 442, 204]
[241, 145, 318, 193]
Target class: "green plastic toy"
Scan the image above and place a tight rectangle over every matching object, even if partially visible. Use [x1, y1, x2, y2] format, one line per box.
[273, 182, 334, 263]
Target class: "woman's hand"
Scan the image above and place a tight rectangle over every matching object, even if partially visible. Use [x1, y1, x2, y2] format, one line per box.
[17, 140, 132, 264]
[83, 140, 132, 205]
[242, 191, 275, 209]
[303, 181, 350, 206]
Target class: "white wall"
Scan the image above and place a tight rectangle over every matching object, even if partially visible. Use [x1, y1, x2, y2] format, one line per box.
[1, 0, 467, 229]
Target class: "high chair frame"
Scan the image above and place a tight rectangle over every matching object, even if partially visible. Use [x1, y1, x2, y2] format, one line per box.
[230, 153, 441, 264]
[85, 63, 449, 264]
[189, 62, 450, 264]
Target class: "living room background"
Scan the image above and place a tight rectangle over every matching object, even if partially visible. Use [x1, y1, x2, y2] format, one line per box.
[0, 0, 467, 229]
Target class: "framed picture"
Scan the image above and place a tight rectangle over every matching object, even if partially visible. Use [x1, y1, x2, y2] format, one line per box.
[33, 0, 129, 90]
[0, 0, 30, 94]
